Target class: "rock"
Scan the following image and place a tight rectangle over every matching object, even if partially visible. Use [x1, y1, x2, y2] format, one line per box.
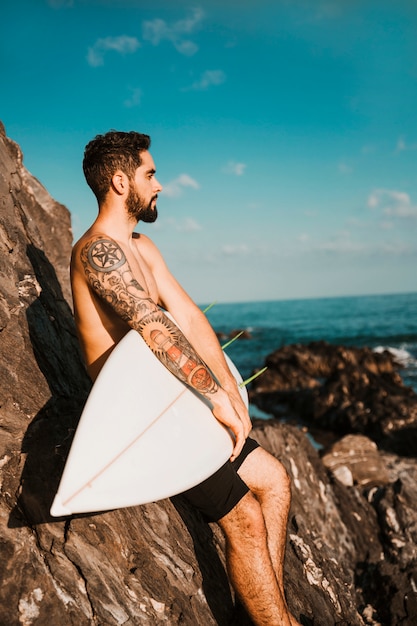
[322, 434, 390, 487]
[1, 122, 417, 625]
[250, 341, 417, 455]
[215, 328, 252, 344]
[215, 331, 228, 343]
[250, 339, 417, 625]
[229, 328, 252, 340]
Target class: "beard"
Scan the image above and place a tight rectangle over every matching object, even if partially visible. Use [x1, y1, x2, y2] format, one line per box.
[126, 184, 158, 223]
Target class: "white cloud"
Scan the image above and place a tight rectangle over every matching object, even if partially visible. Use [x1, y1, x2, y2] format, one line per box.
[361, 144, 376, 154]
[316, 238, 367, 254]
[87, 36, 140, 67]
[221, 244, 250, 256]
[380, 221, 394, 230]
[157, 216, 202, 232]
[163, 174, 200, 198]
[396, 136, 407, 152]
[142, 8, 204, 56]
[223, 161, 247, 176]
[395, 136, 417, 153]
[338, 161, 352, 174]
[367, 192, 379, 209]
[179, 218, 202, 232]
[305, 234, 415, 258]
[185, 70, 226, 91]
[368, 189, 417, 219]
[385, 204, 417, 219]
[124, 87, 142, 108]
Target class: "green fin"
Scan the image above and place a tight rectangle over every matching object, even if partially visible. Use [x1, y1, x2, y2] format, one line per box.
[202, 301, 217, 314]
[239, 367, 268, 388]
[222, 331, 244, 350]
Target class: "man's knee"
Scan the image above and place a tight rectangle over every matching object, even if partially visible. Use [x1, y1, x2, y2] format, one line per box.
[239, 448, 292, 506]
[267, 455, 291, 498]
[266, 457, 292, 516]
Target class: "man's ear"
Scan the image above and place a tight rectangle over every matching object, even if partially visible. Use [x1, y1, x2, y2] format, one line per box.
[111, 170, 128, 195]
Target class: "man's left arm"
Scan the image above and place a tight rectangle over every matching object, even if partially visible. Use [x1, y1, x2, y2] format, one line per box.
[141, 236, 252, 437]
[176, 305, 253, 439]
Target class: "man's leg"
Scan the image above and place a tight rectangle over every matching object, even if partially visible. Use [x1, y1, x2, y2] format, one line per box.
[238, 447, 292, 598]
[218, 448, 300, 626]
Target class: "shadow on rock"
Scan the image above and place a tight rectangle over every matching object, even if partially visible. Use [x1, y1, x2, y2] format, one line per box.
[170, 495, 241, 626]
[9, 245, 91, 528]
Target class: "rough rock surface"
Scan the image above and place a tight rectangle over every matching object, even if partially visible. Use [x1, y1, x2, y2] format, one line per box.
[1, 123, 417, 625]
[250, 341, 417, 455]
[250, 342, 417, 625]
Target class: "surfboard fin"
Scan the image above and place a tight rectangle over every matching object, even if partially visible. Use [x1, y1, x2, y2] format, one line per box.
[202, 301, 217, 313]
[239, 367, 268, 388]
[221, 331, 245, 350]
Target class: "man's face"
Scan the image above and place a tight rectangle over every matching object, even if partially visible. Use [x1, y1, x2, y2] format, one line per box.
[126, 151, 162, 223]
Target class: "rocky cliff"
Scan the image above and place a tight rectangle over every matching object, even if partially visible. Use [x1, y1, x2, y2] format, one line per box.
[0, 123, 416, 625]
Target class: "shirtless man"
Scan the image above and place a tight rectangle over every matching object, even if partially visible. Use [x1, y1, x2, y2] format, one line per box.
[71, 130, 300, 626]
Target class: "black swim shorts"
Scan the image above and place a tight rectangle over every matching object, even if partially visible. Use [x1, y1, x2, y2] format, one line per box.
[180, 437, 259, 522]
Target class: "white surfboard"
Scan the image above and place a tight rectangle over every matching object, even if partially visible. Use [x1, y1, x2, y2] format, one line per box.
[50, 328, 247, 517]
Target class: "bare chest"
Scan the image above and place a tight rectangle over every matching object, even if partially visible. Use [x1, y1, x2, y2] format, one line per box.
[127, 246, 159, 304]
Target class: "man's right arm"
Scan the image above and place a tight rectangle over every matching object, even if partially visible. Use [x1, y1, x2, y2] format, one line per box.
[78, 235, 246, 459]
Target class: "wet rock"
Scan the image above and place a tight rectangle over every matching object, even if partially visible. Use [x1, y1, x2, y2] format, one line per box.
[250, 341, 417, 456]
[229, 328, 252, 340]
[215, 328, 252, 344]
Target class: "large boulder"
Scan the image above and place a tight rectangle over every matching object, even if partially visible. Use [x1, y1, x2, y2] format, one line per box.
[250, 340, 417, 455]
[1, 122, 416, 625]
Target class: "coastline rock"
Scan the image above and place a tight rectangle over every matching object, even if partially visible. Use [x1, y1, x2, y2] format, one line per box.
[215, 328, 252, 344]
[1, 123, 417, 625]
[322, 434, 390, 487]
[250, 340, 417, 625]
[229, 328, 252, 340]
[250, 341, 417, 456]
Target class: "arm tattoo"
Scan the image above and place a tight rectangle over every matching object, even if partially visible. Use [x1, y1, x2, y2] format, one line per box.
[138, 312, 217, 394]
[81, 236, 218, 396]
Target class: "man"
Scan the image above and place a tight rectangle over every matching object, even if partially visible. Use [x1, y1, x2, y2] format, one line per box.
[71, 130, 300, 626]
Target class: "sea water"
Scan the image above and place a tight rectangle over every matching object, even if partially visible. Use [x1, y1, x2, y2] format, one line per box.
[202, 292, 417, 397]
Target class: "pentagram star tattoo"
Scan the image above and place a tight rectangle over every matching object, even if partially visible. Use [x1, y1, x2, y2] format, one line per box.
[87, 239, 126, 272]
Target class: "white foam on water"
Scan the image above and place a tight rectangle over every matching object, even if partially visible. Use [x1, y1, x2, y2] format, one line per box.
[374, 345, 415, 367]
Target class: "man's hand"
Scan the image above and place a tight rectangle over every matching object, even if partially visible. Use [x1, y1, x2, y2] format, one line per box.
[228, 386, 252, 439]
[220, 375, 252, 439]
[210, 388, 248, 461]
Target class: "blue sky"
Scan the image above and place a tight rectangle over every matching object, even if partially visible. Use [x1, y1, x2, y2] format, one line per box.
[2, 0, 417, 303]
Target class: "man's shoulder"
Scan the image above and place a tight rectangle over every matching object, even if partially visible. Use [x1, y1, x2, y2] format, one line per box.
[132, 232, 165, 267]
[71, 231, 111, 269]
[72, 230, 115, 253]
[131, 231, 158, 251]
[132, 231, 151, 243]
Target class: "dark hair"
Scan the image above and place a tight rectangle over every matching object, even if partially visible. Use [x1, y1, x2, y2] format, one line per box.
[83, 130, 151, 203]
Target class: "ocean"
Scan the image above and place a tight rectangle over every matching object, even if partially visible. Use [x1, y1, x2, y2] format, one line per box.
[202, 292, 417, 407]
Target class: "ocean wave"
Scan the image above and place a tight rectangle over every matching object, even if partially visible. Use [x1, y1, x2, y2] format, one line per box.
[373, 345, 416, 367]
